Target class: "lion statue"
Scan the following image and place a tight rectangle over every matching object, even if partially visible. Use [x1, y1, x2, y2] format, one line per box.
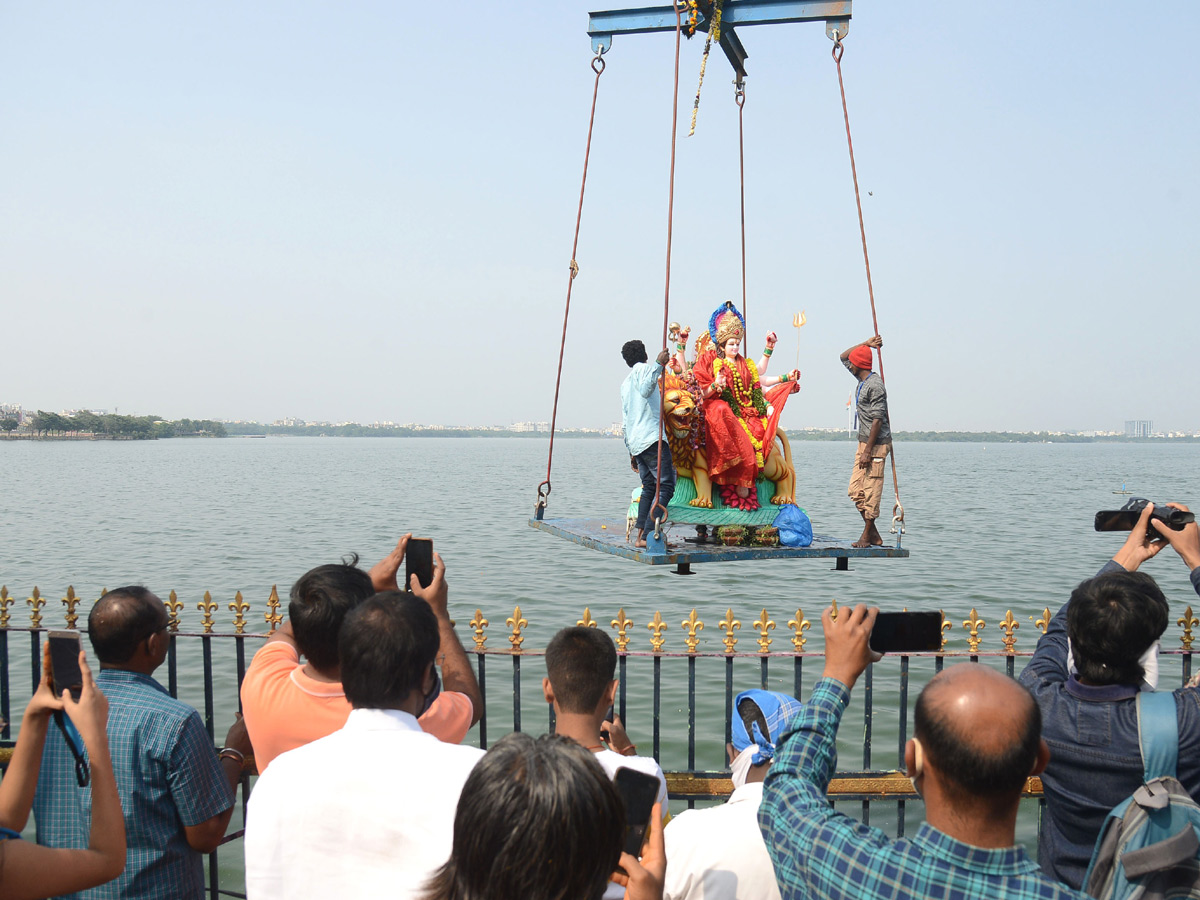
[661, 373, 796, 509]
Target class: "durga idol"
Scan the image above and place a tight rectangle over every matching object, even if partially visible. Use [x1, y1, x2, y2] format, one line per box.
[692, 301, 801, 511]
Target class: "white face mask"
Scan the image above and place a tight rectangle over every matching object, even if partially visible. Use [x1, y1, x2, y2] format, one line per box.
[730, 745, 759, 790]
[1066, 639, 1161, 690]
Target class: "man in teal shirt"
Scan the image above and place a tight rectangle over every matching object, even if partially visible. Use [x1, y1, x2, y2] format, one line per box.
[760, 604, 1087, 900]
[621, 339, 675, 548]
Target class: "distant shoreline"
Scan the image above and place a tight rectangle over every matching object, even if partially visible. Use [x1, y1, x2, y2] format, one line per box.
[3, 429, 1197, 444]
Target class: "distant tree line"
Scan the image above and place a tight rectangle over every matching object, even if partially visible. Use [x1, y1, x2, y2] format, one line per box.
[24, 411, 226, 439]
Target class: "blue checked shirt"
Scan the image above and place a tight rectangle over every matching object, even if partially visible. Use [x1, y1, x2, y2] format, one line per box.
[33, 669, 233, 900]
[759, 678, 1088, 900]
[622, 358, 665, 457]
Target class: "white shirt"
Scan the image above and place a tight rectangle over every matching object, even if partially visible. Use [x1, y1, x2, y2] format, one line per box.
[593, 748, 669, 900]
[662, 782, 781, 900]
[244, 707, 484, 900]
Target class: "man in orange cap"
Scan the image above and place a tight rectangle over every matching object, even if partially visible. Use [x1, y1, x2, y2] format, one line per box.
[840, 335, 889, 547]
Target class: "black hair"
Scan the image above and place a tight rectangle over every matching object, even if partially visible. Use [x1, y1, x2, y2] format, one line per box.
[914, 675, 1041, 804]
[621, 340, 648, 368]
[423, 732, 624, 900]
[339, 592, 439, 710]
[288, 555, 375, 673]
[544, 627, 617, 714]
[737, 696, 771, 743]
[1067, 570, 1169, 686]
[87, 586, 165, 664]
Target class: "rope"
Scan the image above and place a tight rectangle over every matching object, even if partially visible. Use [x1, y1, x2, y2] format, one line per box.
[832, 36, 904, 530]
[651, 1, 685, 539]
[536, 49, 608, 520]
[736, 79, 747, 334]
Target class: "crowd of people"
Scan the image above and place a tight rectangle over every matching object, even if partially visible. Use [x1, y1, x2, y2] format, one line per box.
[2, 501, 1199, 899]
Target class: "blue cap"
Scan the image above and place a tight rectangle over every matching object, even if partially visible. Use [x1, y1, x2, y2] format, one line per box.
[732, 690, 802, 766]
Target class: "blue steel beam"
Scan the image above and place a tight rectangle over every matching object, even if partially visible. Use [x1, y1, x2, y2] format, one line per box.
[589, 0, 852, 73]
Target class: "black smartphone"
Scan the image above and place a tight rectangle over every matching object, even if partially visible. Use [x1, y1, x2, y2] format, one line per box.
[405, 538, 434, 591]
[613, 766, 660, 857]
[48, 630, 84, 701]
[869, 612, 943, 654]
[605, 704, 615, 724]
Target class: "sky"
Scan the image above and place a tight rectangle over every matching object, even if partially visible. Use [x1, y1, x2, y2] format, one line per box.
[1, 2, 1197, 432]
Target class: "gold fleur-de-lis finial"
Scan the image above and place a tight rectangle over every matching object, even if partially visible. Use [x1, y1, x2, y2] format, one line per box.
[28, 587, 45, 628]
[717, 608, 741, 653]
[753, 609, 776, 654]
[787, 609, 811, 652]
[469, 609, 489, 651]
[1033, 608, 1052, 633]
[829, 598, 839, 622]
[647, 611, 668, 653]
[506, 606, 528, 652]
[229, 591, 250, 634]
[681, 609, 704, 653]
[1000, 610, 1019, 653]
[612, 609, 635, 652]
[963, 609, 986, 652]
[939, 611, 952, 650]
[264, 585, 283, 633]
[198, 591, 218, 633]
[0, 586, 12, 628]
[577, 607, 597, 628]
[62, 586, 82, 629]
[165, 590, 184, 632]
[1180, 607, 1199, 651]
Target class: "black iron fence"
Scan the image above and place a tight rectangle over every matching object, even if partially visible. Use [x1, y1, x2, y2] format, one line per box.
[4, 585, 1200, 898]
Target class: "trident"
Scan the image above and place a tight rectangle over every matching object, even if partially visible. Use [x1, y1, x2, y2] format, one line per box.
[792, 311, 807, 369]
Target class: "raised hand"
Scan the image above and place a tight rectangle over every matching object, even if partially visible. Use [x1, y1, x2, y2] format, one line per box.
[821, 604, 881, 690]
[1149, 503, 1200, 571]
[368, 534, 411, 592]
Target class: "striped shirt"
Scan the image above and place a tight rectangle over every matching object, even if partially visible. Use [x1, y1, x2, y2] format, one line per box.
[759, 678, 1088, 900]
[33, 669, 233, 900]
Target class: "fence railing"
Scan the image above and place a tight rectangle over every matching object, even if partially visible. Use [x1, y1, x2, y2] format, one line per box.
[4, 584, 1200, 899]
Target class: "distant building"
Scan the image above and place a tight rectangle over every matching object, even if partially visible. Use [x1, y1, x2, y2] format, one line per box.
[1125, 420, 1153, 437]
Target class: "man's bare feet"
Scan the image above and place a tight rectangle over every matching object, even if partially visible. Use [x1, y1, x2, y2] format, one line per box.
[852, 520, 884, 548]
[634, 530, 648, 549]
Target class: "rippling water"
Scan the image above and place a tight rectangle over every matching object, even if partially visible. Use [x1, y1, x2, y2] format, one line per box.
[4, 437, 1198, 859]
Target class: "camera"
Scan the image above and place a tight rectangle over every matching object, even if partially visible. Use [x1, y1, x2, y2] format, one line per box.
[1094, 498, 1195, 534]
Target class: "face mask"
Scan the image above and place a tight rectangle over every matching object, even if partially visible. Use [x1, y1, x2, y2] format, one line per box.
[420, 669, 442, 715]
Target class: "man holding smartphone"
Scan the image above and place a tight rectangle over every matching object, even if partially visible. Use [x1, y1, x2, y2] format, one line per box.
[760, 604, 1086, 900]
[240, 535, 483, 772]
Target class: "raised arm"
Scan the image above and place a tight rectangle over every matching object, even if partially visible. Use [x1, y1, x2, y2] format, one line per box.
[414, 552, 483, 726]
[0, 644, 63, 831]
[840, 334, 882, 362]
[1, 652, 126, 900]
[757, 331, 777, 374]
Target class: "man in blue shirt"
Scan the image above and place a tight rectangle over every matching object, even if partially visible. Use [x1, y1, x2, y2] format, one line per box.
[621, 339, 676, 548]
[34, 586, 250, 900]
[761, 603, 1087, 900]
[1020, 501, 1200, 889]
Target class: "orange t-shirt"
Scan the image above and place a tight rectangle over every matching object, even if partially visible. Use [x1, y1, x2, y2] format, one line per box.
[241, 640, 474, 772]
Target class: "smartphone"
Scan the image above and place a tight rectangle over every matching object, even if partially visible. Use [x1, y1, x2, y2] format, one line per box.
[613, 767, 660, 857]
[868, 612, 943, 654]
[605, 704, 615, 724]
[405, 538, 434, 591]
[47, 630, 84, 701]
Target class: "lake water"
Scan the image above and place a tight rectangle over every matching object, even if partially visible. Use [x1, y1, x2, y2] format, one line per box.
[4, 436, 1199, 867]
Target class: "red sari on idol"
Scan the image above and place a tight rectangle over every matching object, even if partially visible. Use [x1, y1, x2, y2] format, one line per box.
[693, 349, 798, 490]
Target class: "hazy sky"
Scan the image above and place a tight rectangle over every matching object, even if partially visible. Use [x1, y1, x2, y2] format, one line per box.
[2, 2, 1197, 431]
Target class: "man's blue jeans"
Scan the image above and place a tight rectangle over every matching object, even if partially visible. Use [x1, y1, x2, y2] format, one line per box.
[634, 441, 676, 533]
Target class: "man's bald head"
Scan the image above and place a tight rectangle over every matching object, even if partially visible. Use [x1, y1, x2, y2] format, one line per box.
[914, 664, 1041, 805]
[88, 586, 168, 665]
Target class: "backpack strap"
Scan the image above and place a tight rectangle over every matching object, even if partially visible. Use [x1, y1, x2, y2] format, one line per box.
[1137, 690, 1180, 781]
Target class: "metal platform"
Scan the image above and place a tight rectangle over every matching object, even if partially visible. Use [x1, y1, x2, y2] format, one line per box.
[529, 517, 908, 572]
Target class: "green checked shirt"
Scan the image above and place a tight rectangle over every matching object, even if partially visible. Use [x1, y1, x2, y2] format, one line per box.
[759, 678, 1088, 900]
